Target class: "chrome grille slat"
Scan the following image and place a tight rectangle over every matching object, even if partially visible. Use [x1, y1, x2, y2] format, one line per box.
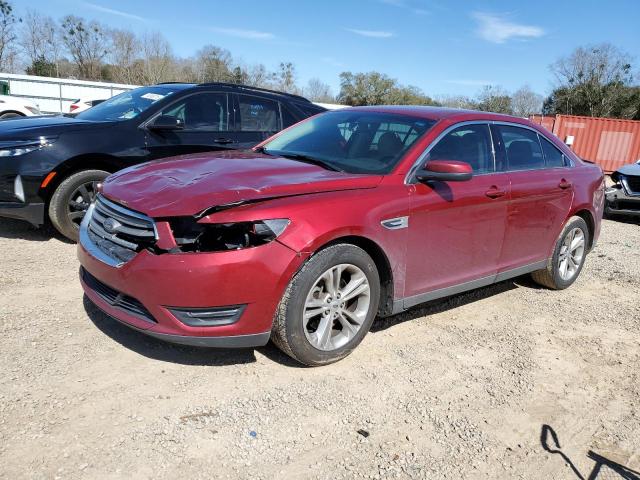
[83, 194, 157, 267]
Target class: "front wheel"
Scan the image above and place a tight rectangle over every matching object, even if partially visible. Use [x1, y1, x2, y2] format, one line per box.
[48, 169, 109, 242]
[531, 216, 589, 290]
[271, 244, 381, 366]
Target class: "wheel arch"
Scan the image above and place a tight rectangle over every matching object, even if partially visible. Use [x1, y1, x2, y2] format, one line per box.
[313, 235, 395, 317]
[40, 154, 126, 203]
[0, 110, 26, 117]
[571, 208, 596, 251]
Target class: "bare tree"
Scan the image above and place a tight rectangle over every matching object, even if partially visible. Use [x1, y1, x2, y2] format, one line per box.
[193, 45, 232, 83]
[304, 78, 334, 102]
[0, 1, 18, 72]
[511, 85, 543, 117]
[244, 63, 274, 88]
[436, 95, 478, 110]
[19, 10, 61, 76]
[61, 15, 110, 79]
[110, 29, 140, 84]
[277, 62, 299, 94]
[550, 43, 634, 117]
[140, 31, 174, 84]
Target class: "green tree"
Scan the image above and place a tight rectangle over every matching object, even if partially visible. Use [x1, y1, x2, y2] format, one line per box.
[26, 54, 56, 77]
[338, 71, 438, 106]
[476, 85, 513, 114]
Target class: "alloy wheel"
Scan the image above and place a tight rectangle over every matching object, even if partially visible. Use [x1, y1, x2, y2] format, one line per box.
[67, 181, 100, 226]
[558, 227, 585, 281]
[303, 263, 371, 351]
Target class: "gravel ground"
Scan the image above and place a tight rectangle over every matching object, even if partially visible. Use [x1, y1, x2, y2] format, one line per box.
[0, 217, 639, 480]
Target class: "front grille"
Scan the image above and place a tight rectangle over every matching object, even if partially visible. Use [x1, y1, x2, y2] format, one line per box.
[616, 200, 640, 211]
[81, 268, 156, 323]
[87, 195, 157, 264]
[622, 175, 640, 195]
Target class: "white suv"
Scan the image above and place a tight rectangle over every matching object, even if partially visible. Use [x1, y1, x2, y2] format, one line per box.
[0, 95, 41, 118]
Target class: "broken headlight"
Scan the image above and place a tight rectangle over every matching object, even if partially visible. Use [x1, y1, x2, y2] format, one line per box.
[169, 218, 290, 252]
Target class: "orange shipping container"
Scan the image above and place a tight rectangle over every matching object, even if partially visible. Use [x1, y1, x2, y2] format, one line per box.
[529, 114, 640, 173]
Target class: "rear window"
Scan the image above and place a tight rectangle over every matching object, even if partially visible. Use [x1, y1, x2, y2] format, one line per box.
[540, 136, 566, 168]
[496, 125, 544, 171]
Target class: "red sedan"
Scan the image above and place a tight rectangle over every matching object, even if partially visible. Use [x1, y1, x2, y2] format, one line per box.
[78, 107, 604, 366]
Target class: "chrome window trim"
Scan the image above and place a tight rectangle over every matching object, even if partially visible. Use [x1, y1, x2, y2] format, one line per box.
[405, 119, 575, 184]
[405, 120, 497, 184]
[140, 90, 230, 132]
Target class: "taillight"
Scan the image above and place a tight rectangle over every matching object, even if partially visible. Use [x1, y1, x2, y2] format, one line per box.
[70, 104, 79, 111]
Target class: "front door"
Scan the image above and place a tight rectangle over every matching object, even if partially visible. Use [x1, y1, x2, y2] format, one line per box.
[144, 91, 234, 160]
[404, 123, 510, 305]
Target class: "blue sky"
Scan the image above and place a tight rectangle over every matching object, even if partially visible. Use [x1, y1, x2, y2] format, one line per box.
[22, 0, 640, 98]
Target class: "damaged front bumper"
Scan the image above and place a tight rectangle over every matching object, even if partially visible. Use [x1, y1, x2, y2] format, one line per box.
[605, 179, 640, 217]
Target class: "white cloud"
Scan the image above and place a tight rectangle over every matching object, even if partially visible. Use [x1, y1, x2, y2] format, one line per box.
[322, 56, 345, 68]
[379, 0, 429, 15]
[472, 12, 544, 44]
[210, 28, 275, 40]
[345, 28, 394, 38]
[80, 2, 148, 22]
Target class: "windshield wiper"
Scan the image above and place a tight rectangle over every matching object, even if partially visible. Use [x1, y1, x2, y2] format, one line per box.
[267, 150, 344, 172]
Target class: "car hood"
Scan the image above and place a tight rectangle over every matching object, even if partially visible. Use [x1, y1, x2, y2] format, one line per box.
[614, 162, 640, 178]
[0, 115, 115, 138]
[102, 151, 384, 218]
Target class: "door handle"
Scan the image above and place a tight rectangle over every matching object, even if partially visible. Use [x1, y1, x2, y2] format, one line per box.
[213, 137, 234, 144]
[485, 187, 506, 199]
[558, 179, 572, 189]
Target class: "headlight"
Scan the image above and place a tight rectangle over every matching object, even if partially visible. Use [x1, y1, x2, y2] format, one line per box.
[0, 137, 56, 157]
[169, 217, 290, 252]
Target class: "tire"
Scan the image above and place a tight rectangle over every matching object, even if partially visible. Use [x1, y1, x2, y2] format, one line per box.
[271, 244, 381, 366]
[0, 112, 23, 119]
[48, 169, 109, 242]
[531, 216, 589, 290]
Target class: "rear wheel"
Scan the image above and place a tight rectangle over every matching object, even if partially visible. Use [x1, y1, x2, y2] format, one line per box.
[531, 216, 589, 290]
[271, 244, 380, 366]
[48, 169, 109, 242]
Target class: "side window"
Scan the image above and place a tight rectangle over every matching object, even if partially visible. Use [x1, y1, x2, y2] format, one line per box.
[160, 93, 228, 131]
[496, 125, 544, 171]
[540, 135, 566, 168]
[280, 104, 298, 128]
[426, 124, 494, 174]
[238, 95, 280, 132]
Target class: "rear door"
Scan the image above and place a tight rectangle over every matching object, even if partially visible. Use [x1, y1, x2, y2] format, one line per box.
[144, 91, 234, 159]
[492, 124, 574, 270]
[404, 122, 510, 303]
[231, 94, 283, 149]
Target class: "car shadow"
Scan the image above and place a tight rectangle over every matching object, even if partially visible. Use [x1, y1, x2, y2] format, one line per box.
[371, 277, 524, 333]
[83, 295, 304, 368]
[541, 424, 640, 479]
[0, 217, 73, 243]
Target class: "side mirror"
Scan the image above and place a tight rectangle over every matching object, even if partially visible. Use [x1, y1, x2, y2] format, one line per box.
[416, 159, 473, 182]
[148, 115, 184, 131]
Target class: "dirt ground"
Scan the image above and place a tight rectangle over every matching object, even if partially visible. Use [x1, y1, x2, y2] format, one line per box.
[0, 216, 638, 480]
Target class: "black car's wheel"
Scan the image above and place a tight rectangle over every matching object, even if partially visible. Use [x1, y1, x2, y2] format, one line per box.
[48, 169, 109, 242]
[531, 216, 589, 290]
[271, 244, 380, 366]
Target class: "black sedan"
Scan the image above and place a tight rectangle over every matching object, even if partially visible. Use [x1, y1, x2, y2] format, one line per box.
[0, 82, 324, 240]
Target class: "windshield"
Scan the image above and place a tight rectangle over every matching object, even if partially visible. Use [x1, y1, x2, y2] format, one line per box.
[262, 110, 436, 174]
[75, 86, 176, 121]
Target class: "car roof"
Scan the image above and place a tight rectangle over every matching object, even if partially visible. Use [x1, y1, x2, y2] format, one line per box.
[345, 105, 535, 125]
[154, 82, 313, 103]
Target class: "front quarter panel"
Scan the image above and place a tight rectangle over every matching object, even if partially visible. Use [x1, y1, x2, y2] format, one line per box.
[201, 179, 413, 301]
